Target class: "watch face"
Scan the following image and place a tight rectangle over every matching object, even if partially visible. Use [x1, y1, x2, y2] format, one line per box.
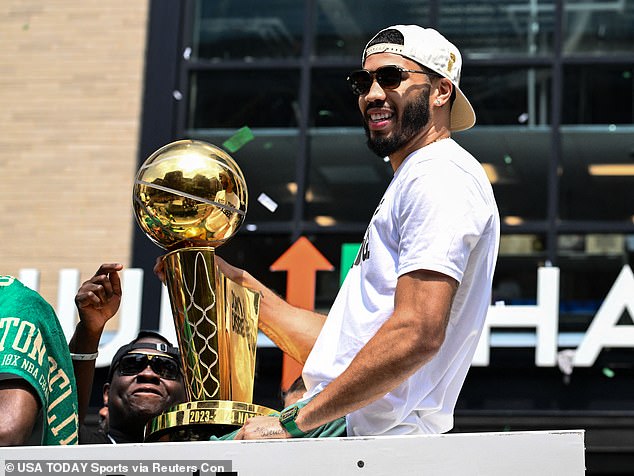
[280, 406, 299, 424]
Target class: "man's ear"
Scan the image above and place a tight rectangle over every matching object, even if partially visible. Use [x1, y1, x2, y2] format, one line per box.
[434, 78, 453, 107]
[102, 383, 109, 406]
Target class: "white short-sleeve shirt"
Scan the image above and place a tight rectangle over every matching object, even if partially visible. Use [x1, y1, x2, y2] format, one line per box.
[302, 138, 500, 436]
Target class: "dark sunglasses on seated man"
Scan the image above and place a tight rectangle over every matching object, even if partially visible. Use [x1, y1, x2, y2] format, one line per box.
[347, 64, 443, 96]
[117, 352, 180, 380]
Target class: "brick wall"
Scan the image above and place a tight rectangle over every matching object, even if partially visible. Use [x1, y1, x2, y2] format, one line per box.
[0, 1, 149, 310]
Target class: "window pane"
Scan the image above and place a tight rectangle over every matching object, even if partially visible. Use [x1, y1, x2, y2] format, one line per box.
[314, 0, 429, 57]
[189, 130, 298, 223]
[189, 70, 301, 129]
[440, 0, 555, 57]
[560, 127, 634, 221]
[493, 250, 548, 305]
[562, 65, 634, 125]
[192, 0, 305, 59]
[564, 0, 634, 55]
[456, 127, 551, 222]
[558, 236, 631, 335]
[462, 67, 552, 126]
[305, 130, 392, 225]
[311, 68, 362, 127]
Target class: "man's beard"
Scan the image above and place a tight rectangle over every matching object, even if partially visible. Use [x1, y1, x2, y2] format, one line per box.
[363, 88, 431, 158]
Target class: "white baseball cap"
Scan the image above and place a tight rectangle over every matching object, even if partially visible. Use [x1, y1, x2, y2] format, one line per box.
[362, 25, 476, 132]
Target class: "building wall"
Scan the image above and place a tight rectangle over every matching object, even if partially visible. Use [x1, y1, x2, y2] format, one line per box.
[0, 1, 149, 306]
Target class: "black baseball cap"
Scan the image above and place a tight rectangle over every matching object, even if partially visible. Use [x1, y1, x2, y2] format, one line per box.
[107, 330, 180, 382]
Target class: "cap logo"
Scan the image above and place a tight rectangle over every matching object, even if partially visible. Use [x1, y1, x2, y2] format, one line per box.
[155, 342, 169, 353]
[447, 52, 456, 73]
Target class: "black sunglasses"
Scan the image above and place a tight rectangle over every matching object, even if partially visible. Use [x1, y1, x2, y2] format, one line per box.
[118, 353, 180, 380]
[347, 65, 442, 96]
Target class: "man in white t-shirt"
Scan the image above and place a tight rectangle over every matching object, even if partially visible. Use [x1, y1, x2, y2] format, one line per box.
[159, 25, 499, 439]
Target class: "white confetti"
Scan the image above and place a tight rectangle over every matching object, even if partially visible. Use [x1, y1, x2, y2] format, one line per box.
[257, 193, 278, 212]
[557, 349, 575, 376]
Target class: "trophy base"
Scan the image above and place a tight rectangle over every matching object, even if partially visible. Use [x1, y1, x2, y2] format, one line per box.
[144, 400, 278, 442]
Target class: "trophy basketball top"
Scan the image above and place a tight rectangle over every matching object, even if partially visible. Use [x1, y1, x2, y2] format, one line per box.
[133, 140, 248, 250]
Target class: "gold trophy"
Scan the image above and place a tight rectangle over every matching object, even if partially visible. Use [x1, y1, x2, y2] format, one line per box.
[132, 139, 276, 441]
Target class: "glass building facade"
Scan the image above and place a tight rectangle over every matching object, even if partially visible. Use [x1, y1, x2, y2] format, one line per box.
[171, 0, 634, 344]
[134, 1, 634, 472]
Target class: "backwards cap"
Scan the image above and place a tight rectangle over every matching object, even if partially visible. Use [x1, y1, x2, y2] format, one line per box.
[362, 25, 475, 132]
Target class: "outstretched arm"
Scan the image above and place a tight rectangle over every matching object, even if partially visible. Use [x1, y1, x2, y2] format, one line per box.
[215, 256, 326, 364]
[68, 263, 122, 425]
[236, 269, 458, 439]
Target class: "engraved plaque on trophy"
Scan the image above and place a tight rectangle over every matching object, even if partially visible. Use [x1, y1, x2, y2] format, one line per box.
[132, 139, 276, 441]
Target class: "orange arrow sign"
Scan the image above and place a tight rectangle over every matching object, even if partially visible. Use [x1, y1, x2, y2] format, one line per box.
[270, 236, 333, 391]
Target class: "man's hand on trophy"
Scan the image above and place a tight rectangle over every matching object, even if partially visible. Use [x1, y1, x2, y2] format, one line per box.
[74, 263, 123, 334]
[234, 416, 291, 440]
[154, 253, 249, 287]
[214, 255, 248, 286]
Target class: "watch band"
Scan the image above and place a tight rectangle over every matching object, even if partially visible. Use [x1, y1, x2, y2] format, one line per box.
[279, 406, 307, 437]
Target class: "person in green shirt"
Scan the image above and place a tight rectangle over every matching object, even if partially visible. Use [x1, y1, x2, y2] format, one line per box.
[0, 275, 79, 445]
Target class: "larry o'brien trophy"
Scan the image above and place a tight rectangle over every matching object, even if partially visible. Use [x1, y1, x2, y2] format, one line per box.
[132, 139, 276, 441]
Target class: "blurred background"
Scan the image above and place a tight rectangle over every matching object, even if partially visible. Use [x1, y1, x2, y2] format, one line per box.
[1, 1, 633, 472]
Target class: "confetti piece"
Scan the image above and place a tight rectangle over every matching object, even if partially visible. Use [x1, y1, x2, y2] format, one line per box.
[257, 193, 278, 213]
[602, 368, 615, 378]
[557, 349, 575, 376]
[223, 126, 254, 153]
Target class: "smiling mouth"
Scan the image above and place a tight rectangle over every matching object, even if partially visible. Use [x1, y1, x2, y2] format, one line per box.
[132, 387, 163, 397]
[367, 110, 394, 129]
[370, 111, 392, 121]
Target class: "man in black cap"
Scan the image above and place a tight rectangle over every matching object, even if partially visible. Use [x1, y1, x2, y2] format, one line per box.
[70, 263, 186, 444]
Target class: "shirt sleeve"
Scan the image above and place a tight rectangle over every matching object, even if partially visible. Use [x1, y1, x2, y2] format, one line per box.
[395, 161, 492, 283]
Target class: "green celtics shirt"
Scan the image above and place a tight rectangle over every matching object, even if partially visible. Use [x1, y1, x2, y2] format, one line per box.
[0, 276, 78, 445]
